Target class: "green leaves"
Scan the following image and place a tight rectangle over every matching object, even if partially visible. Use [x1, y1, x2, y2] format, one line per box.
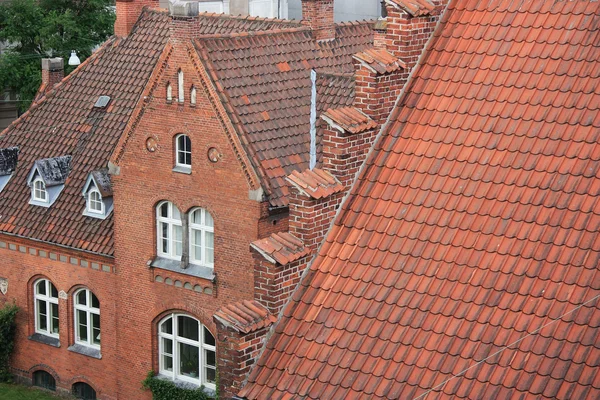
[142, 371, 215, 400]
[0, 303, 18, 382]
[0, 0, 115, 111]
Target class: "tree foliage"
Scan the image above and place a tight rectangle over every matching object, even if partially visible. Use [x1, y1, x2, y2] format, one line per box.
[0, 0, 115, 110]
[142, 371, 215, 400]
[0, 303, 18, 382]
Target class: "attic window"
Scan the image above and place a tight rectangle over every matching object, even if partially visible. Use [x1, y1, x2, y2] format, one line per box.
[33, 178, 48, 203]
[82, 169, 113, 219]
[27, 156, 71, 208]
[94, 96, 111, 109]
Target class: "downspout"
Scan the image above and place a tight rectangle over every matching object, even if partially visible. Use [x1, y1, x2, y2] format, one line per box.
[309, 69, 317, 170]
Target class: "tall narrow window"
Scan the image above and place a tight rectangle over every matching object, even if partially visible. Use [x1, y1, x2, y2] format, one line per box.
[158, 314, 216, 388]
[175, 134, 191, 168]
[74, 289, 100, 348]
[178, 70, 184, 103]
[167, 83, 173, 102]
[189, 208, 214, 268]
[33, 178, 48, 203]
[190, 86, 197, 105]
[34, 279, 59, 337]
[157, 201, 183, 260]
[87, 190, 103, 214]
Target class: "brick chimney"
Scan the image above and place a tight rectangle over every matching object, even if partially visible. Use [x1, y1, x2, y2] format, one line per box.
[35, 58, 64, 100]
[301, 0, 335, 41]
[168, 1, 201, 41]
[115, 0, 159, 37]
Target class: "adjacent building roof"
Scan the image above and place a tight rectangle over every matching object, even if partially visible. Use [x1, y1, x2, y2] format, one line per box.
[321, 107, 378, 133]
[214, 300, 277, 334]
[240, 1, 600, 399]
[0, 8, 374, 255]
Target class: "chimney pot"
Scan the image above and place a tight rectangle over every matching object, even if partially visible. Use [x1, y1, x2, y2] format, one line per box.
[41, 58, 64, 72]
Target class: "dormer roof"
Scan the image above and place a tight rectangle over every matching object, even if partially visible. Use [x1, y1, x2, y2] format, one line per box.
[27, 156, 72, 187]
[0, 147, 19, 176]
[83, 169, 113, 197]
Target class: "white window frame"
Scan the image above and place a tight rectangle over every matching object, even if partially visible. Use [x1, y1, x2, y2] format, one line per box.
[189, 208, 214, 268]
[87, 189, 104, 214]
[156, 201, 183, 260]
[32, 177, 48, 203]
[158, 314, 216, 389]
[74, 289, 100, 349]
[34, 279, 59, 338]
[175, 134, 191, 168]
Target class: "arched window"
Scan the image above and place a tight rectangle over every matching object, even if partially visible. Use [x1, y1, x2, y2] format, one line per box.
[74, 289, 100, 348]
[33, 370, 56, 391]
[190, 86, 197, 105]
[33, 177, 48, 203]
[72, 382, 96, 400]
[178, 69, 184, 103]
[157, 201, 183, 259]
[166, 83, 173, 102]
[158, 314, 216, 388]
[34, 279, 59, 337]
[87, 189, 103, 214]
[175, 134, 192, 168]
[189, 208, 214, 268]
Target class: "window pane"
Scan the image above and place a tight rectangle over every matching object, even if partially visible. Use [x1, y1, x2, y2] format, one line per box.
[192, 210, 202, 225]
[51, 303, 59, 334]
[77, 290, 87, 306]
[193, 229, 202, 261]
[163, 338, 173, 355]
[205, 212, 214, 227]
[37, 280, 46, 296]
[91, 293, 100, 309]
[179, 342, 199, 378]
[77, 311, 88, 342]
[92, 313, 101, 345]
[204, 327, 215, 346]
[50, 283, 58, 298]
[174, 225, 183, 257]
[206, 367, 216, 384]
[172, 205, 181, 220]
[206, 232, 214, 264]
[184, 151, 191, 166]
[178, 316, 199, 341]
[37, 300, 47, 331]
[161, 317, 173, 334]
[163, 354, 173, 372]
[33, 371, 56, 391]
[205, 349, 216, 367]
[73, 382, 96, 400]
[161, 222, 169, 253]
[160, 202, 169, 218]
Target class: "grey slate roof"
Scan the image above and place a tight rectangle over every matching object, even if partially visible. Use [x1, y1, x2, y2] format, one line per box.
[0, 147, 18, 176]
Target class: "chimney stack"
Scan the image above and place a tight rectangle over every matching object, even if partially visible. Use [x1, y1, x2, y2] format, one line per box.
[168, 1, 201, 41]
[36, 58, 64, 100]
[115, 0, 159, 37]
[301, 0, 335, 41]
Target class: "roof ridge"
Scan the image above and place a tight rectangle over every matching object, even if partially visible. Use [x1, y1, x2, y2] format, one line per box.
[335, 19, 379, 27]
[195, 26, 311, 41]
[144, 7, 303, 26]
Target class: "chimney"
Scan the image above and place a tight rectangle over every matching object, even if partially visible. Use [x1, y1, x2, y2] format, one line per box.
[301, 0, 335, 41]
[36, 58, 64, 100]
[114, 0, 159, 37]
[169, 1, 200, 41]
[384, 0, 445, 68]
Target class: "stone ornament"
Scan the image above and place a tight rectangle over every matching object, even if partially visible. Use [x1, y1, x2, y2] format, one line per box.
[59, 290, 68, 300]
[0, 278, 7, 295]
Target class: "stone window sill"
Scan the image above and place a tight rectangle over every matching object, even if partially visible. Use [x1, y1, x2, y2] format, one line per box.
[68, 344, 102, 359]
[29, 333, 60, 348]
[172, 165, 192, 175]
[150, 257, 215, 282]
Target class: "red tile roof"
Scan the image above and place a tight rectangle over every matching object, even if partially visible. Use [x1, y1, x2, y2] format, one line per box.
[321, 106, 378, 134]
[353, 48, 407, 74]
[214, 300, 276, 334]
[196, 21, 374, 207]
[386, 0, 436, 16]
[251, 232, 311, 265]
[286, 168, 344, 199]
[0, 10, 315, 256]
[240, 0, 600, 398]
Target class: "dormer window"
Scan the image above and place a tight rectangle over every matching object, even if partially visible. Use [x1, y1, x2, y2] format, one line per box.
[33, 178, 48, 203]
[27, 156, 71, 208]
[0, 147, 19, 193]
[82, 169, 113, 219]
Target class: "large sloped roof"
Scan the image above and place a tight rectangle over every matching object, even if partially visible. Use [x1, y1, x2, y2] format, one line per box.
[240, 1, 600, 399]
[0, 9, 313, 256]
[196, 21, 373, 207]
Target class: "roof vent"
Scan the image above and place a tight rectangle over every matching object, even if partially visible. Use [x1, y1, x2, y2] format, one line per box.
[94, 95, 111, 109]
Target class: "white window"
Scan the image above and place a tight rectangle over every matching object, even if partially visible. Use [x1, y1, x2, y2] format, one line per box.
[190, 86, 197, 105]
[178, 70, 184, 103]
[33, 178, 48, 203]
[74, 289, 100, 348]
[189, 208, 214, 268]
[167, 83, 173, 102]
[157, 201, 183, 260]
[34, 279, 59, 337]
[87, 190, 103, 214]
[158, 314, 216, 389]
[175, 134, 191, 168]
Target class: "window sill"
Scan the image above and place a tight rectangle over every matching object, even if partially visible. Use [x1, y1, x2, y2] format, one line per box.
[29, 333, 60, 348]
[68, 344, 102, 359]
[172, 165, 192, 175]
[155, 374, 216, 396]
[150, 257, 215, 281]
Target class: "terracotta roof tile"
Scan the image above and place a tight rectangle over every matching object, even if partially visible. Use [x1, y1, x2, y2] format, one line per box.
[321, 107, 378, 134]
[385, 0, 436, 16]
[214, 300, 276, 334]
[286, 168, 344, 199]
[353, 48, 407, 74]
[240, 0, 600, 398]
[251, 232, 311, 265]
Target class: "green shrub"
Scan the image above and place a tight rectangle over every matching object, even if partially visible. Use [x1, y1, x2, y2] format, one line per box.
[0, 303, 18, 382]
[142, 371, 214, 400]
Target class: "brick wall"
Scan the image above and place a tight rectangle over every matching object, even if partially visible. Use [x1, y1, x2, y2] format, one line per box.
[301, 0, 335, 41]
[115, 0, 159, 37]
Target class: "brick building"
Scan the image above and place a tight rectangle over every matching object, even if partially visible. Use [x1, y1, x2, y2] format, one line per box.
[0, 0, 439, 398]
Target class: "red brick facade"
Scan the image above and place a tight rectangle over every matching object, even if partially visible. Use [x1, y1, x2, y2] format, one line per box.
[115, 0, 159, 37]
[301, 0, 335, 41]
